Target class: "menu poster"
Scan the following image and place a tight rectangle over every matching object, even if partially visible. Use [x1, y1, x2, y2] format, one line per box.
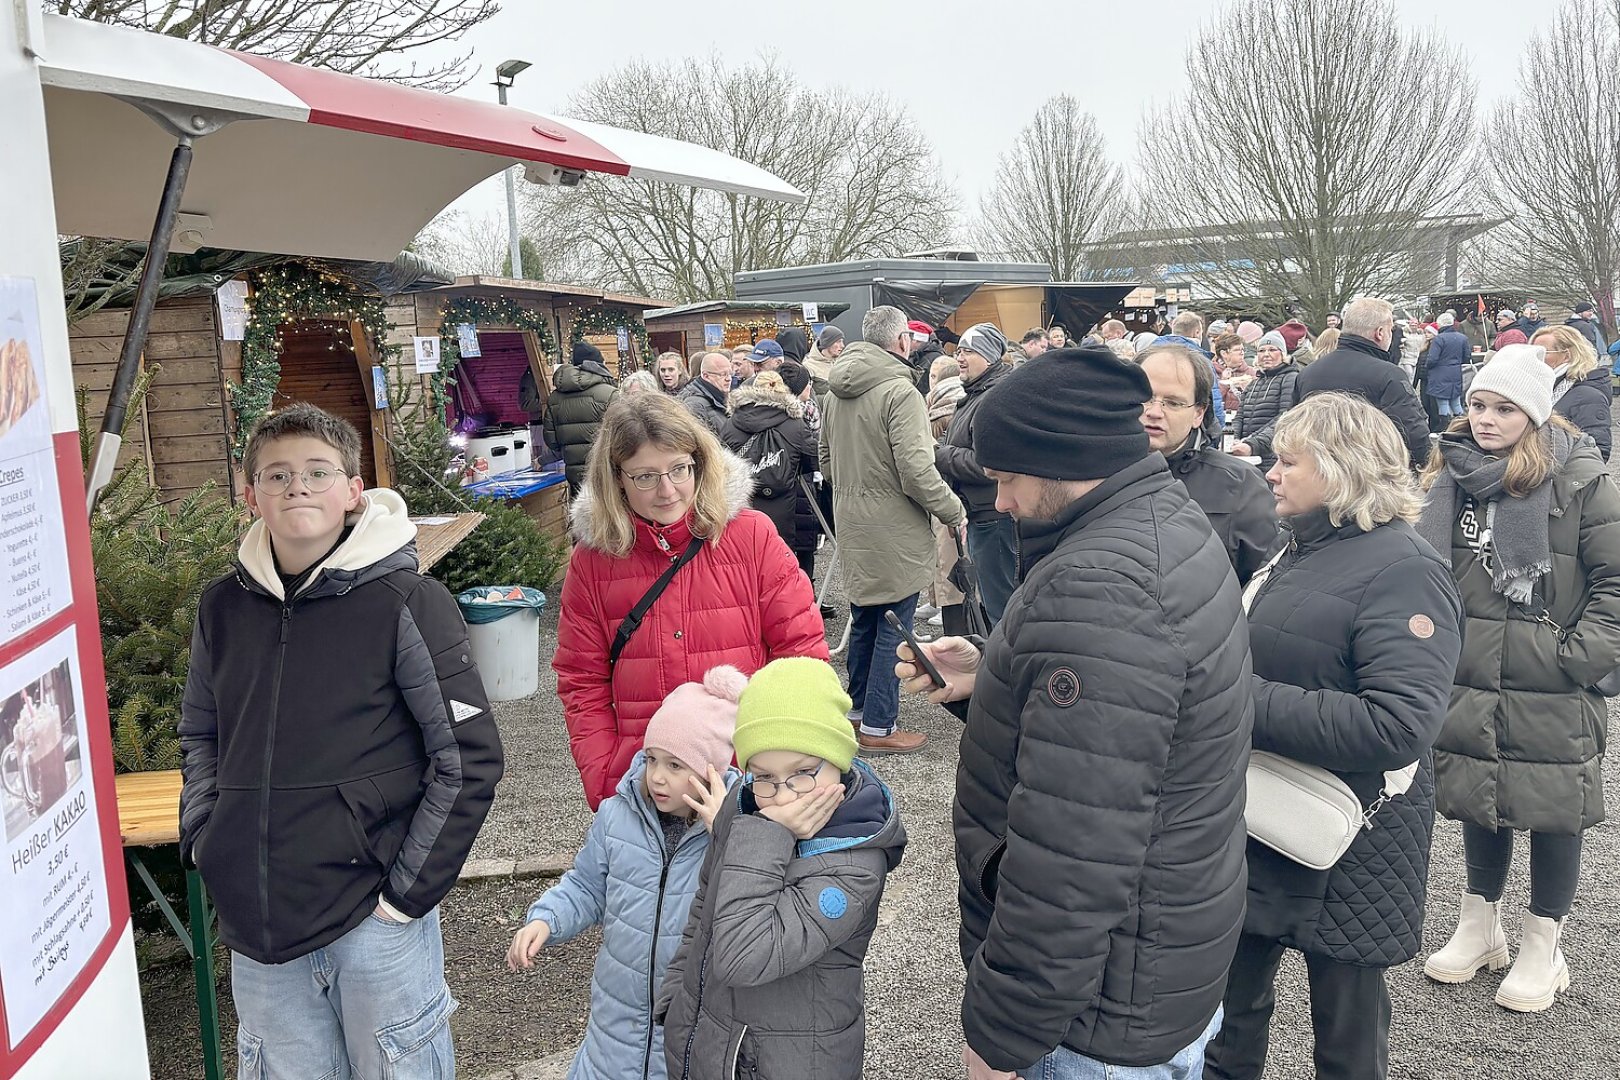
[615, 326, 630, 355]
[0, 629, 110, 1047]
[0, 278, 70, 638]
[456, 323, 480, 358]
[703, 323, 724, 348]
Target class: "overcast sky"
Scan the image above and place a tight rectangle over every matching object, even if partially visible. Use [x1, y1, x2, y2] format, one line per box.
[436, 0, 1533, 232]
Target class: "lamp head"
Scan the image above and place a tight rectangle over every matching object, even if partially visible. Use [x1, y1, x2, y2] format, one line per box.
[494, 59, 532, 87]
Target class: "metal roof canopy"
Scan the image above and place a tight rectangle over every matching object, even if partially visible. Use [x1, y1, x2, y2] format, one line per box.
[644, 299, 853, 321]
[48, 11, 804, 511]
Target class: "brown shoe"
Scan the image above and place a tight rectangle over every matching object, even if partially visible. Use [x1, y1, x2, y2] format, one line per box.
[857, 729, 928, 755]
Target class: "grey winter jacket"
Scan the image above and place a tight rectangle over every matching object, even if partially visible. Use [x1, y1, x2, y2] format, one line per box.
[545, 360, 621, 492]
[953, 455, 1251, 1071]
[1234, 361, 1300, 470]
[658, 760, 905, 1080]
[1242, 511, 1463, 967]
[819, 341, 964, 605]
[529, 754, 737, 1080]
[676, 377, 729, 435]
[1431, 439, 1620, 833]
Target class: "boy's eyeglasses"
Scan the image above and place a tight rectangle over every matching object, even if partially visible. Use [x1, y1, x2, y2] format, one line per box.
[253, 466, 347, 496]
[621, 462, 696, 491]
[748, 764, 824, 798]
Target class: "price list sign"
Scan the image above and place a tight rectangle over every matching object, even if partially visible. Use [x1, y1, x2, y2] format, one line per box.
[0, 279, 69, 637]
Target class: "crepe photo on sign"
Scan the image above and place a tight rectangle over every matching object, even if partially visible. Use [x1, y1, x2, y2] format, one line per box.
[0, 337, 41, 441]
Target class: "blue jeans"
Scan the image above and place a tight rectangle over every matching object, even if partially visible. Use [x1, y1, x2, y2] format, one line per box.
[1030, 1007, 1222, 1080]
[967, 517, 1019, 626]
[231, 907, 457, 1079]
[846, 594, 918, 736]
[1433, 394, 1463, 417]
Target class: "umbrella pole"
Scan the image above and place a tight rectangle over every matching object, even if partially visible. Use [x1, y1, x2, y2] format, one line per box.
[84, 134, 195, 516]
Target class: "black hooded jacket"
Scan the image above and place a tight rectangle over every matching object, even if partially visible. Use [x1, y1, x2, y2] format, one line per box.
[543, 341, 621, 492]
[775, 326, 810, 364]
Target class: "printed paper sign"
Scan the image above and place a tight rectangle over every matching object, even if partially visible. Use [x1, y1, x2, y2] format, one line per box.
[616, 327, 630, 354]
[0, 278, 71, 638]
[456, 324, 480, 358]
[0, 631, 111, 1047]
[801, 302, 818, 323]
[703, 323, 725, 348]
[215, 279, 249, 341]
[774, 310, 792, 327]
[413, 336, 440, 375]
[371, 366, 389, 410]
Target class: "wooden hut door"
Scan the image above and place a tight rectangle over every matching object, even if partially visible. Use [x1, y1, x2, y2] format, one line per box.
[271, 319, 378, 486]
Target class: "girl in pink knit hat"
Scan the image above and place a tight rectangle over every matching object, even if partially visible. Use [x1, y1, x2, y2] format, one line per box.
[507, 666, 747, 1080]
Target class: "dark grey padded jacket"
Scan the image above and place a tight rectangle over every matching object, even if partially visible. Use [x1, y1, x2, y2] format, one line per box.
[1241, 511, 1462, 966]
[658, 760, 905, 1080]
[954, 455, 1252, 1072]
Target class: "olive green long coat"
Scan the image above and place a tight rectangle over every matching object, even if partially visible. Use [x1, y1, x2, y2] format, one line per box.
[1433, 440, 1620, 834]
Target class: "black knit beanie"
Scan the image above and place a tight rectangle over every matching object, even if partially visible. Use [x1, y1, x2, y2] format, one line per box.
[973, 347, 1153, 481]
[572, 340, 605, 367]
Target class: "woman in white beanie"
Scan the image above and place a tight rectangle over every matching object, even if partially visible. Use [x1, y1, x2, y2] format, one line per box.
[1416, 343, 1620, 1013]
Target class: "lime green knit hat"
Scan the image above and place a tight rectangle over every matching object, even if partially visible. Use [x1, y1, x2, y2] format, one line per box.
[733, 657, 857, 772]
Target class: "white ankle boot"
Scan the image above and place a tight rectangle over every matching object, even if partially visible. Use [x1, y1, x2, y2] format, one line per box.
[1496, 912, 1570, 1012]
[1424, 892, 1510, 983]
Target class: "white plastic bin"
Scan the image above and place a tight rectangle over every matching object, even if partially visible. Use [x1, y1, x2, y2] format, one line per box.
[465, 609, 540, 700]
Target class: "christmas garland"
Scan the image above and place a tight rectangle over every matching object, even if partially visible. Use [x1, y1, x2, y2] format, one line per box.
[569, 305, 650, 375]
[230, 263, 395, 459]
[433, 296, 557, 408]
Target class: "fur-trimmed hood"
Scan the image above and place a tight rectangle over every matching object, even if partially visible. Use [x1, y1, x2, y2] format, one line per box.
[726, 381, 804, 419]
[567, 447, 755, 552]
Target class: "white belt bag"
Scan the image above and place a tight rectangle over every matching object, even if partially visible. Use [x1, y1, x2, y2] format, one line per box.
[1242, 547, 1416, 871]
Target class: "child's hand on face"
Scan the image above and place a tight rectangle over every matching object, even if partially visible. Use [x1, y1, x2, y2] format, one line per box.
[683, 765, 729, 832]
[506, 919, 551, 971]
[759, 782, 845, 840]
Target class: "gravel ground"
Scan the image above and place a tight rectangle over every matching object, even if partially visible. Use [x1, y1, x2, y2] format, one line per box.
[140, 544, 1620, 1079]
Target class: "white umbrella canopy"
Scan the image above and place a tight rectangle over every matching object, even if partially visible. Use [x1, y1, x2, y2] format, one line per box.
[37, 14, 804, 262]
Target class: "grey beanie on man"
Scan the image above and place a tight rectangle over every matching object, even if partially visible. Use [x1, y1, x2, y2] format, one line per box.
[958, 322, 1008, 364]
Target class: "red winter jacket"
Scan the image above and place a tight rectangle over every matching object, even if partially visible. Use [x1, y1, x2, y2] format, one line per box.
[554, 459, 829, 809]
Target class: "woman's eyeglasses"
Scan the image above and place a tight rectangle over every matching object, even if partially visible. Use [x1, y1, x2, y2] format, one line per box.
[621, 462, 696, 491]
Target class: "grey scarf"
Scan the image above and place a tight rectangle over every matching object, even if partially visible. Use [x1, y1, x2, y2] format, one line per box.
[1418, 426, 1576, 604]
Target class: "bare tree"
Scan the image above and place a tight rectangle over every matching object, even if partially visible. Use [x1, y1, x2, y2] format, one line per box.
[1129, 0, 1476, 325]
[1484, 0, 1620, 335]
[409, 210, 510, 277]
[975, 96, 1124, 278]
[55, 0, 498, 90]
[523, 56, 956, 302]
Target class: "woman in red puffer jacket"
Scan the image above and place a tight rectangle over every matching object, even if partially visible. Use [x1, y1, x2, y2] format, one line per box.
[553, 393, 828, 809]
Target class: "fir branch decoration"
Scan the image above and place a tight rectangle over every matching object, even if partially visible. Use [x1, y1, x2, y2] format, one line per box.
[432, 296, 556, 410]
[230, 263, 397, 458]
[569, 305, 650, 376]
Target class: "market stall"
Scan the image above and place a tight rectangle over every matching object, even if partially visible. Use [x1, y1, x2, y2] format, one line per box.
[643, 299, 852, 361]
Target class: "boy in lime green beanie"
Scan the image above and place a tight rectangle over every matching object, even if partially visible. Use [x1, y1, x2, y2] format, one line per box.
[658, 657, 908, 1079]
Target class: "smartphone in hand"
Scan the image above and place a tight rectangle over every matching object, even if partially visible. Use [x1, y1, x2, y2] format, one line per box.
[885, 609, 946, 689]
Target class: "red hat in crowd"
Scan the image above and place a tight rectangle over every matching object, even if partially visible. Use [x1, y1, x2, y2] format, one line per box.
[907, 319, 934, 340]
[1278, 319, 1310, 353]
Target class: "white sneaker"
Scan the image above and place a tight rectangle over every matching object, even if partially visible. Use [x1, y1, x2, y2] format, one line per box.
[927, 612, 943, 628]
[915, 603, 940, 620]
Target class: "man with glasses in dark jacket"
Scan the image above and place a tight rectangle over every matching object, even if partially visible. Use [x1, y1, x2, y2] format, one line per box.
[898, 347, 1252, 1080]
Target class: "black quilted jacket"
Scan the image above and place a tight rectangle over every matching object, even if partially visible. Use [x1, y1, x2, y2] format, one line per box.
[1242, 509, 1462, 967]
[1234, 361, 1300, 470]
[954, 455, 1251, 1070]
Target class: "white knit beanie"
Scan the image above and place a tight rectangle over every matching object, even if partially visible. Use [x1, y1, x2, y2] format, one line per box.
[1468, 344, 1554, 426]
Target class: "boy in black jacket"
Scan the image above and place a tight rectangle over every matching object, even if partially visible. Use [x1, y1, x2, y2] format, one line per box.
[179, 403, 503, 1077]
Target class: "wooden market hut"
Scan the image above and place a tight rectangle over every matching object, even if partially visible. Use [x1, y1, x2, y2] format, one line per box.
[643, 299, 851, 365]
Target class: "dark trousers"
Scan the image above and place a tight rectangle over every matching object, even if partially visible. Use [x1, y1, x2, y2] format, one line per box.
[966, 516, 1018, 626]
[1464, 824, 1584, 919]
[1205, 933, 1392, 1080]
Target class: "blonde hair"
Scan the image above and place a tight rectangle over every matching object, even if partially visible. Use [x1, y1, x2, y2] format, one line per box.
[1530, 325, 1598, 380]
[1272, 392, 1422, 528]
[1313, 327, 1341, 355]
[579, 394, 735, 557]
[1421, 412, 1582, 498]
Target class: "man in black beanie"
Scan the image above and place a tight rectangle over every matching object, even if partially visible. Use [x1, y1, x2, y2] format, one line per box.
[543, 340, 621, 495]
[898, 345, 1253, 1080]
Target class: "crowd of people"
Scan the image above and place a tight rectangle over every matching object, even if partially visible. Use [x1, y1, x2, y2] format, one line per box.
[175, 288, 1618, 1080]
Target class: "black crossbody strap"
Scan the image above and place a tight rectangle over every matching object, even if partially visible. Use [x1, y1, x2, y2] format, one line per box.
[609, 536, 704, 667]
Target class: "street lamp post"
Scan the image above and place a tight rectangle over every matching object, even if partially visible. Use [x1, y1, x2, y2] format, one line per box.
[494, 59, 532, 279]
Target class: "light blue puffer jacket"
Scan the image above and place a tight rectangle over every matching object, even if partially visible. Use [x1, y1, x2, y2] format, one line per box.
[528, 752, 736, 1080]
